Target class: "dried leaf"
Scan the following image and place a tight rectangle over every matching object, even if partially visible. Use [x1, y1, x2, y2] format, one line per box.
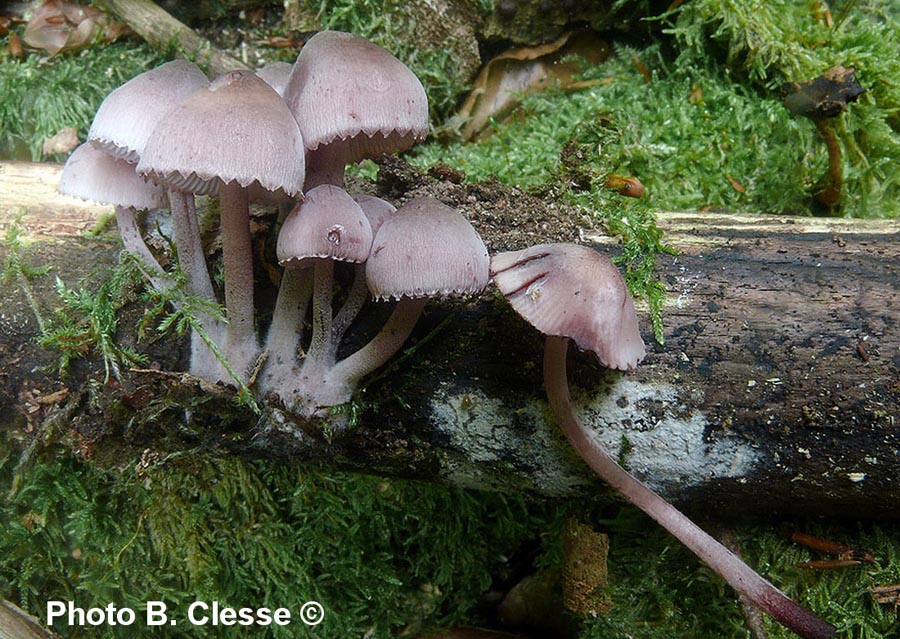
[450, 30, 611, 140]
[23, 0, 127, 55]
[8, 32, 23, 58]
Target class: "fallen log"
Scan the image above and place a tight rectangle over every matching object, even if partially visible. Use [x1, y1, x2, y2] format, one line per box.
[1, 161, 898, 520]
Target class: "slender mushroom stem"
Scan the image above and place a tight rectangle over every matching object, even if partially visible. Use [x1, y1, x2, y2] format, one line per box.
[328, 297, 427, 389]
[331, 263, 369, 348]
[303, 145, 346, 190]
[114, 205, 173, 294]
[265, 265, 314, 361]
[305, 257, 335, 368]
[542, 335, 836, 639]
[813, 118, 842, 209]
[219, 181, 258, 372]
[169, 189, 215, 300]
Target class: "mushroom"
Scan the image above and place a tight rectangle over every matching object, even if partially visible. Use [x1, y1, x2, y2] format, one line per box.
[491, 243, 835, 639]
[780, 65, 866, 210]
[138, 70, 306, 381]
[263, 184, 373, 396]
[283, 30, 429, 189]
[58, 143, 170, 293]
[324, 196, 490, 400]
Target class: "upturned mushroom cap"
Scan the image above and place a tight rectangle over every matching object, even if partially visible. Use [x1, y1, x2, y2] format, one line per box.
[137, 70, 306, 196]
[490, 243, 646, 371]
[88, 60, 209, 163]
[283, 30, 429, 165]
[277, 184, 373, 265]
[59, 143, 165, 209]
[366, 197, 489, 300]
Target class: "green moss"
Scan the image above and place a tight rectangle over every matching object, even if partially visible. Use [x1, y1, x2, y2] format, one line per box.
[0, 450, 541, 638]
[0, 38, 164, 161]
[666, 0, 900, 217]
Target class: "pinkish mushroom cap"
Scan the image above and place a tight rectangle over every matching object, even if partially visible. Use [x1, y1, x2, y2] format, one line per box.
[255, 60, 293, 96]
[59, 143, 165, 209]
[88, 60, 209, 163]
[353, 194, 396, 237]
[490, 243, 646, 371]
[277, 184, 373, 264]
[137, 70, 306, 196]
[283, 30, 429, 166]
[366, 197, 489, 300]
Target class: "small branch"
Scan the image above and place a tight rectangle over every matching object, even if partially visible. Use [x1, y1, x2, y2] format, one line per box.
[93, 0, 249, 76]
[0, 599, 58, 639]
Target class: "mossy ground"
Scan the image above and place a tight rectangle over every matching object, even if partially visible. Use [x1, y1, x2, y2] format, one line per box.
[2, 0, 900, 637]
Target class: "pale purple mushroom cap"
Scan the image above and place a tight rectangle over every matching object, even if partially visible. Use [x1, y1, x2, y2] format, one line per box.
[283, 30, 429, 166]
[59, 143, 166, 210]
[353, 194, 396, 237]
[88, 60, 209, 163]
[366, 197, 489, 300]
[255, 61, 293, 97]
[277, 184, 373, 264]
[137, 70, 306, 196]
[490, 243, 646, 371]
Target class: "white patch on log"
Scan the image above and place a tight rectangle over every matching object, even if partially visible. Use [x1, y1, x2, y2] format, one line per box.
[430, 386, 591, 495]
[430, 379, 760, 496]
[578, 379, 760, 492]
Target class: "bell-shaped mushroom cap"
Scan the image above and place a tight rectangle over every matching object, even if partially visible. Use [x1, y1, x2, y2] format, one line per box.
[88, 60, 209, 163]
[366, 197, 489, 300]
[490, 243, 646, 371]
[137, 70, 306, 197]
[277, 184, 373, 264]
[353, 194, 396, 237]
[59, 143, 165, 210]
[283, 30, 429, 165]
[255, 60, 292, 96]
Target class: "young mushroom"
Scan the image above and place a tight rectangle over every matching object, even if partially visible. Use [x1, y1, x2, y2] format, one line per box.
[490, 243, 835, 639]
[263, 184, 373, 397]
[328, 196, 490, 395]
[279, 196, 489, 424]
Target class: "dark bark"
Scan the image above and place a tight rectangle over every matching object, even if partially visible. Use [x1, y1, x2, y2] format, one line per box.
[1, 161, 898, 520]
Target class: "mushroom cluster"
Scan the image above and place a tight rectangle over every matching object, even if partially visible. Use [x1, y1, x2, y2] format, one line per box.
[60, 30, 833, 638]
[58, 31, 485, 421]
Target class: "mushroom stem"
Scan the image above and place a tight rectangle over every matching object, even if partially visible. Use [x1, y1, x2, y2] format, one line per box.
[169, 189, 215, 300]
[813, 118, 842, 209]
[305, 257, 335, 368]
[331, 263, 369, 348]
[303, 145, 346, 190]
[219, 181, 258, 373]
[114, 205, 173, 294]
[265, 265, 313, 361]
[328, 297, 427, 389]
[542, 335, 836, 639]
